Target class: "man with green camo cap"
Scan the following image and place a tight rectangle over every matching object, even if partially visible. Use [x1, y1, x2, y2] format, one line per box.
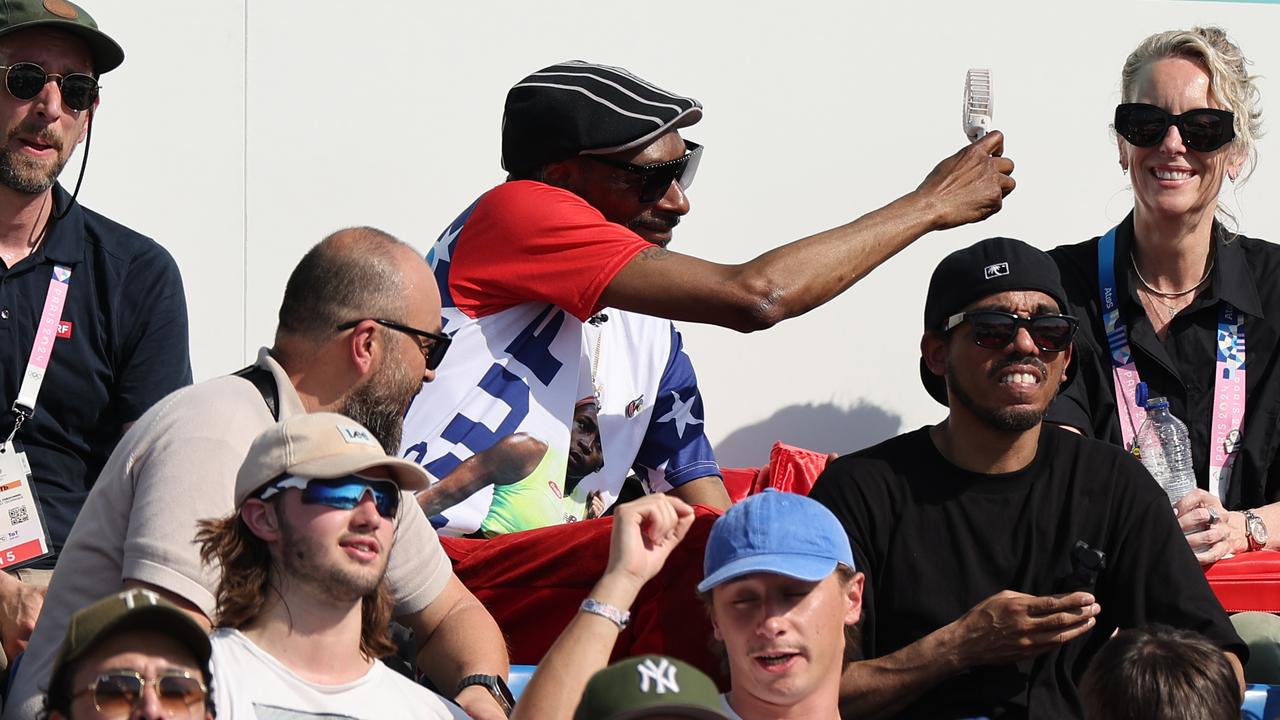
[575, 655, 727, 720]
[0, 0, 190, 677]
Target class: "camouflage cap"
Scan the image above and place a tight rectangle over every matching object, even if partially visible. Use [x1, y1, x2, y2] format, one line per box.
[574, 655, 728, 720]
[0, 0, 124, 73]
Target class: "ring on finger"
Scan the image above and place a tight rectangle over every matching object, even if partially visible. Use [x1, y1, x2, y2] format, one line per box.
[1207, 507, 1220, 524]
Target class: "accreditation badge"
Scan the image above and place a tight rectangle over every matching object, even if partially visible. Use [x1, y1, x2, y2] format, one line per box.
[0, 441, 53, 569]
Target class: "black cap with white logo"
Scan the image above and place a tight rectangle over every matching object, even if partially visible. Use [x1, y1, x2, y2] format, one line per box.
[919, 237, 1073, 405]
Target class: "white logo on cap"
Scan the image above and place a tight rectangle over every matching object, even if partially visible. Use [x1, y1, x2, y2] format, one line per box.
[636, 657, 680, 694]
[984, 262, 1009, 279]
[120, 588, 161, 609]
[338, 425, 378, 446]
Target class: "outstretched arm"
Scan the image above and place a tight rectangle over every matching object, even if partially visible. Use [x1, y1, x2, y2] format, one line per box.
[417, 434, 549, 516]
[511, 494, 695, 720]
[840, 589, 1098, 718]
[601, 132, 1015, 332]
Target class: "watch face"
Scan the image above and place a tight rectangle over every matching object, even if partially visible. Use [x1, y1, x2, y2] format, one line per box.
[1252, 517, 1270, 545]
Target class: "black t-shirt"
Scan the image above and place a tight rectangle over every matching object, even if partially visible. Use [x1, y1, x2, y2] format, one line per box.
[1047, 213, 1280, 509]
[809, 425, 1243, 720]
[0, 186, 191, 566]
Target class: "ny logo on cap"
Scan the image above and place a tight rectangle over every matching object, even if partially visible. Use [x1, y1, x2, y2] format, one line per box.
[984, 262, 1009, 279]
[120, 588, 161, 609]
[636, 658, 680, 694]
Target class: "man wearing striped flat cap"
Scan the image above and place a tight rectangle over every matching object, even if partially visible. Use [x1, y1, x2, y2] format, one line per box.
[401, 60, 1017, 537]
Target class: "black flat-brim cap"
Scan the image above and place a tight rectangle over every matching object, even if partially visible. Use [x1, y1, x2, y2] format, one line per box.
[0, 0, 124, 74]
[920, 237, 1075, 406]
[502, 60, 702, 175]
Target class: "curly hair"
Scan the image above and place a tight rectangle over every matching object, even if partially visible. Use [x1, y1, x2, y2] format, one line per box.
[1120, 27, 1263, 185]
[196, 508, 397, 660]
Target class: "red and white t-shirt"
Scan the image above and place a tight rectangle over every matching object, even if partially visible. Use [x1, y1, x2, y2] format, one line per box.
[399, 182, 718, 535]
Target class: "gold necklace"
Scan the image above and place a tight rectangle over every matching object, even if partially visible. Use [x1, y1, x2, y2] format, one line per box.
[1130, 252, 1214, 298]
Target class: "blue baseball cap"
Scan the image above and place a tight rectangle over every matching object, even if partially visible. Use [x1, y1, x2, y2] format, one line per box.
[697, 489, 854, 593]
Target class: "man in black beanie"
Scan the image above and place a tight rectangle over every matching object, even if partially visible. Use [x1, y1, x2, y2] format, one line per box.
[809, 237, 1245, 719]
[402, 60, 1018, 537]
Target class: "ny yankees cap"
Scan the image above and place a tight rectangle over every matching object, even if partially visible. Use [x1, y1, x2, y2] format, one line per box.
[501, 60, 702, 175]
[0, 0, 124, 73]
[234, 412, 429, 506]
[574, 655, 727, 720]
[698, 489, 854, 593]
[48, 588, 211, 702]
[920, 237, 1073, 406]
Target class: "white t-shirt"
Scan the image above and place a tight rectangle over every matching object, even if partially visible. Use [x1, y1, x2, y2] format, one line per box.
[720, 694, 744, 720]
[210, 629, 468, 720]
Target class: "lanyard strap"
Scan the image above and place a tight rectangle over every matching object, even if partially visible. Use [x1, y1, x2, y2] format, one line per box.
[8, 265, 73, 437]
[1097, 228, 1245, 499]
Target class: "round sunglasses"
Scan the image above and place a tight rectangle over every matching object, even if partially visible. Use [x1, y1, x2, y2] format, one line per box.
[0, 62, 98, 112]
[72, 670, 207, 719]
[1114, 103, 1235, 153]
[258, 474, 402, 519]
[944, 310, 1078, 353]
[586, 141, 703, 202]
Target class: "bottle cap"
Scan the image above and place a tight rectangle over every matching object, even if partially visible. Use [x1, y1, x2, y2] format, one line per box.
[1135, 382, 1148, 409]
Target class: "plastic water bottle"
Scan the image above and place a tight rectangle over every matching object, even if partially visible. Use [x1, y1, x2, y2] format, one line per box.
[1134, 387, 1196, 505]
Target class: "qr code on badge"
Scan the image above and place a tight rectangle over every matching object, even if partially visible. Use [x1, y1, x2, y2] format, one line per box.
[8, 505, 28, 525]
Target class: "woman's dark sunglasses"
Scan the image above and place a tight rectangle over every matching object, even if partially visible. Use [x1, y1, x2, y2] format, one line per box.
[73, 670, 207, 718]
[336, 318, 451, 371]
[259, 475, 401, 519]
[1114, 103, 1235, 153]
[587, 141, 702, 202]
[944, 310, 1078, 353]
[0, 62, 98, 112]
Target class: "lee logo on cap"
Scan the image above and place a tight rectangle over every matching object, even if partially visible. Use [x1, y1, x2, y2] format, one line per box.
[984, 262, 1009, 279]
[338, 425, 378, 446]
[636, 657, 680, 694]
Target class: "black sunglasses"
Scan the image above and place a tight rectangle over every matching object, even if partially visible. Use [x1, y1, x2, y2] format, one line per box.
[1114, 103, 1235, 153]
[0, 62, 98, 112]
[586, 141, 702, 202]
[944, 310, 1078, 353]
[72, 670, 207, 718]
[336, 318, 451, 371]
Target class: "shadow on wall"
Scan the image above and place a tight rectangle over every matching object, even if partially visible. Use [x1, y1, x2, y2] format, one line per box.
[714, 401, 903, 468]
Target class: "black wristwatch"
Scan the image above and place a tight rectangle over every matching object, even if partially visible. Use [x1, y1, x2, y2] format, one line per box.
[456, 674, 514, 716]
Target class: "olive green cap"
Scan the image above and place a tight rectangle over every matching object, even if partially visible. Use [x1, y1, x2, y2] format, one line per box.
[0, 0, 123, 73]
[574, 655, 728, 720]
[48, 589, 210, 696]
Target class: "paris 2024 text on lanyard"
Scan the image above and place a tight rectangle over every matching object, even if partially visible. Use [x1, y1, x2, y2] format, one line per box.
[0, 264, 70, 569]
[1098, 227, 1245, 501]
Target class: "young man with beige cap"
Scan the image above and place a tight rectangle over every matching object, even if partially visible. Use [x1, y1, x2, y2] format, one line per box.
[197, 412, 469, 719]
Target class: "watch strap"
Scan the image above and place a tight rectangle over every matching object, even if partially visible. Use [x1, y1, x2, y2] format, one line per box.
[456, 674, 514, 716]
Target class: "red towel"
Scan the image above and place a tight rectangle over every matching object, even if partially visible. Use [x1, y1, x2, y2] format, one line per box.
[441, 506, 730, 689]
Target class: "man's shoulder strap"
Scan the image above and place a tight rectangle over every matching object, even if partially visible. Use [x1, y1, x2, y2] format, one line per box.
[231, 364, 279, 421]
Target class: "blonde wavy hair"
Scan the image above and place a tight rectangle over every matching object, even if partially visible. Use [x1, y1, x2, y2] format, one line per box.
[1120, 27, 1263, 185]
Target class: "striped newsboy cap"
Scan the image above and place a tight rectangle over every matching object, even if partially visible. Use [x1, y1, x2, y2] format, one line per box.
[501, 60, 703, 175]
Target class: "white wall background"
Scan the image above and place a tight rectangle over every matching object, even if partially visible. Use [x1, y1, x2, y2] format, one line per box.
[68, 0, 1280, 466]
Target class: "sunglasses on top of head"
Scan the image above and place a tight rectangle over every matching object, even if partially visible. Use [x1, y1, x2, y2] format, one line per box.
[1114, 103, 1236, 153]
[257, 475, 401, 519]
[0, 62, 98, 112]
[336, 318, 451, 371]
[944, 310, 1078, 353]
[73, 670, 207, 719]
[586, 141, 703, 202]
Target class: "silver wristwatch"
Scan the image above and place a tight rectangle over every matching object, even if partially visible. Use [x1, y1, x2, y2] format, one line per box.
[1244, 509, 1269, 552]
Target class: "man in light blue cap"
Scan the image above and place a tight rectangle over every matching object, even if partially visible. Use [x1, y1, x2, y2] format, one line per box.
[697, 489, 863, 720]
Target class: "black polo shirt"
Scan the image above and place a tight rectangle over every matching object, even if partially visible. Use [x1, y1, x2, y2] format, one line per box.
[0, 185, 191, 567]
[1047, 212, 1280, 510]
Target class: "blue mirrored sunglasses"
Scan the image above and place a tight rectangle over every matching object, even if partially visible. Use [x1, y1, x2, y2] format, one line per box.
[258, 475, 400, 518]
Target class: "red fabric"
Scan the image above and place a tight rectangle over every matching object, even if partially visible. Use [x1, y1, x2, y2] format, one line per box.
[448, 182, 650, 322]
[754, 442, 829, 496]
[720, 467, 761, 503]
[1204, 550, 1280, 612]
[441, 506, 730, 689]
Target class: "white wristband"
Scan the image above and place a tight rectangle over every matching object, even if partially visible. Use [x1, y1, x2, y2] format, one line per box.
[580, 598, 630, 629]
